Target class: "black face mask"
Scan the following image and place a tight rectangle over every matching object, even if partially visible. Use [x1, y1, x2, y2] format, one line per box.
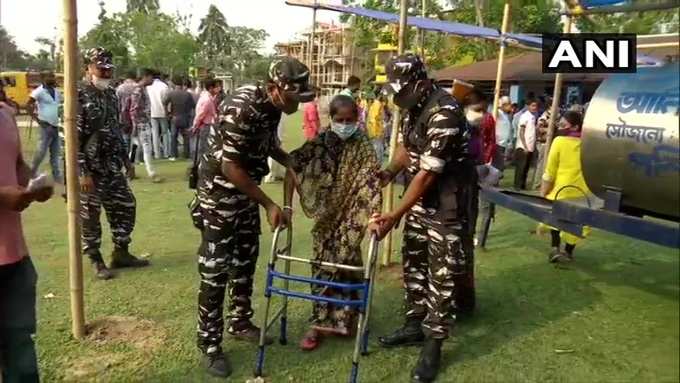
[393, 82, 423, 110]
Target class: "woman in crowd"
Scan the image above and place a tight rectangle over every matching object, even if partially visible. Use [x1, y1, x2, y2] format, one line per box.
[540, 110, 591, 262]
[283, 95, 382, 351]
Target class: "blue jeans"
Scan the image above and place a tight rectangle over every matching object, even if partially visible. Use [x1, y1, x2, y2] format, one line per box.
[0, 257, 39, 383]
[31, 120, 62, 182]
[150, 117, 170, 159]
[170, 118, 191, 159]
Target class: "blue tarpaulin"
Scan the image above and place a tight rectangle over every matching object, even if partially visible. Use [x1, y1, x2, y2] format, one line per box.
[581, 0, 627, 8]
[285, 0, 543, 49]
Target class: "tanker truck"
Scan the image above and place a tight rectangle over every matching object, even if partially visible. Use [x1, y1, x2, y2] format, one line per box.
[481, 61, 679, 249]
[582, 62, 679, 221]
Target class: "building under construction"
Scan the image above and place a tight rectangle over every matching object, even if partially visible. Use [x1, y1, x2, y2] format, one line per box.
[275, 22, 366, 96]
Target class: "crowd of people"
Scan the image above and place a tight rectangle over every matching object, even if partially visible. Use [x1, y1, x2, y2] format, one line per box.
[0, 45, 592, 383]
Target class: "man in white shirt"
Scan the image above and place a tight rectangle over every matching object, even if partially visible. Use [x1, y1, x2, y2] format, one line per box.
[513, 99, 539, 190]
[146, 75, 171, 159]
[494, 96, 514, 172]
[27, 72, 62, 183]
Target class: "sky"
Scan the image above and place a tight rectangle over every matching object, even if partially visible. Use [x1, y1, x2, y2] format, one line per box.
[0, 0, 341, 54]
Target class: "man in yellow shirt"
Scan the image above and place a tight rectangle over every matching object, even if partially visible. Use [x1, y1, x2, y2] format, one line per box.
[366, 95, 386, 161]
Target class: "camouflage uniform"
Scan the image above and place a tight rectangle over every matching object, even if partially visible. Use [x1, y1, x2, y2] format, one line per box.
[398, 82, 477, 340]
[77, 78, 136, 262]
[193, 84, 281, 355]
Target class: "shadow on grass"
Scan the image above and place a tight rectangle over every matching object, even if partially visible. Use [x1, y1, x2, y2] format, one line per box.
[449, 260, 602, 365]
[568, 246, 679, 301]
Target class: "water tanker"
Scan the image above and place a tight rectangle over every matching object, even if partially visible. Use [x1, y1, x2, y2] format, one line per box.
[581, 63, 679, 220]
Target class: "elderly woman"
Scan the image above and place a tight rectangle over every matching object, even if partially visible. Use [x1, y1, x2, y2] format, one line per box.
[284, 95, 382, 351]
[540, 110, 591, 262]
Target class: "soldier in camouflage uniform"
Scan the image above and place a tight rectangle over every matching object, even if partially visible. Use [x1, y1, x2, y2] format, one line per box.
[78, 47, 149, 280]
[191, 57, 314, 378]
[371, 54, 477, 383]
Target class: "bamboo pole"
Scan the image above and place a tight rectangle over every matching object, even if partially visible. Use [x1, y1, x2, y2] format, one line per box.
[308, 1, 317, 85]
[381, 0, 408, 266]
[542, 16, 573, 174]
[62, 0, 85, 340]
[419, 0, 426, 58]
[491, 2, 510, 120]
[637, 42, 679, 48]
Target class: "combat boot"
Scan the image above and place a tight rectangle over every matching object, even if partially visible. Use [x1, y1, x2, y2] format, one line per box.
[411, 338, 443, 383]
[227, 321, 274, 345]
[378, 318, 425, 348]
[88, 251, 114, 280]
[110, 245, 150, 269]
[202, 351, 232, 378]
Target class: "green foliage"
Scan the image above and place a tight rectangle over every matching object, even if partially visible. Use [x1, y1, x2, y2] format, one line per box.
[195, 6, 269, 85]
[80, 4, 132, 72]
[0, 26, 55, 71]
[442, 0, 561, 62]
[197, 5, 231, 62]
[126, 0, 160, 14]
[80, 4, 198, 76]
[340, 0, 563, 75]
[80, 2, 268, 83]
[124, 11, 198, 76]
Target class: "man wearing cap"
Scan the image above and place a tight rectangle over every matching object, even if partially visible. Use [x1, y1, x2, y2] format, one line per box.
[78, 47, 149, 280]
[370, 54, 477, 383]
[191, 57, 314, 377]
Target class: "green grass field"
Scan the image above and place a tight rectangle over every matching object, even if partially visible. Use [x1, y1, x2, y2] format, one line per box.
[19, 113, 679, 382]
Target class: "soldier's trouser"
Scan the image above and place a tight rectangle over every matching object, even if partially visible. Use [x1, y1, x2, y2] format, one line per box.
[80, 171, 136, 262]
[402, 212, 470, 339]
[196, 202, 260, 355]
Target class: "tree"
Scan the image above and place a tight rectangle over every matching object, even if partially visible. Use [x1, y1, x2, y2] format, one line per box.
[341, 0, 562, 72]
[228, 26, 268, 78]
[35, 37, 56, 67]
[126, 0, 159, 14]
[122, 11, 198, 75]
[80, 1, 131, 72]
[81, 1, 198, 76]
[194, 5, 269, 82]
[442, 0, 562, 62]
[1, 26, 31, 70]
[197, 5, 231, 62]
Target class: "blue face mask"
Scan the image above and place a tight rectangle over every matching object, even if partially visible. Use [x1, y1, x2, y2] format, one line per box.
[331, 122, 358, 140]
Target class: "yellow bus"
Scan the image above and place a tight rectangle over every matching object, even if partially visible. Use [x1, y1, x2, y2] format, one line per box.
[0, 71, 64, 113]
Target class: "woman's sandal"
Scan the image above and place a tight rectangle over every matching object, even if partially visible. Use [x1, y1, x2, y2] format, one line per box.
[300, 330, 321, 351]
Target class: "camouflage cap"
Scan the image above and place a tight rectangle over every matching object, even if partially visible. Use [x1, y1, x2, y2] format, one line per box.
[268, 57, 314, 102]
[85, 47, 115, 69]
[384, 53, 428, 94]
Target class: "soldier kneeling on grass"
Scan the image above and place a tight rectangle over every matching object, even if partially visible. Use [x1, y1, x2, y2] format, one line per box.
[189, 57, 315, 378]
[370, 54, 478, 383]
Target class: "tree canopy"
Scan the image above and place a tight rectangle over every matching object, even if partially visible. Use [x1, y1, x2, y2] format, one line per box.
[198, 5, 231, 62]
[79, 2, 270, 83]
[0, 26, 55, 71]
